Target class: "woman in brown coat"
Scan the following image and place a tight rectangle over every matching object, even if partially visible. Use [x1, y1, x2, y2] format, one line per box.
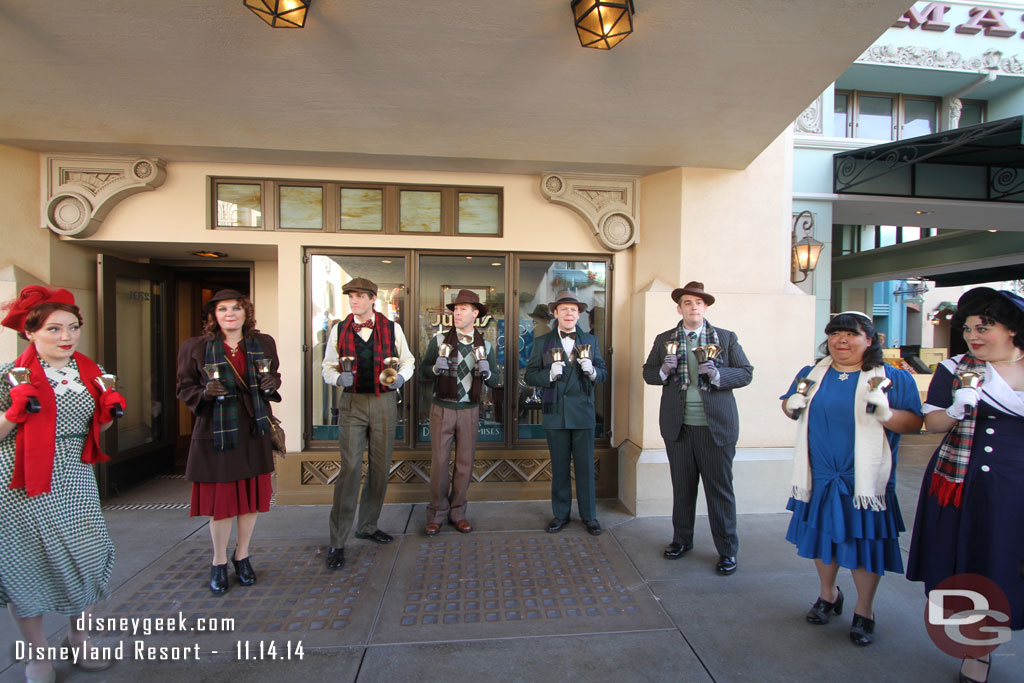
[176, 289, 281, 594]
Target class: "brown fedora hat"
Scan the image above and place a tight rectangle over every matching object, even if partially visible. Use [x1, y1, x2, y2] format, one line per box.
[548, 290, 588, 314]
[671, 281, 715, 306]
[446, 288, 487, 317]
[204, 288, 248, 314]
[342, 277, 378, 297]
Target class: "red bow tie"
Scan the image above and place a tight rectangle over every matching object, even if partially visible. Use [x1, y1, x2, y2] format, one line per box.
[352, 318, 374, 333]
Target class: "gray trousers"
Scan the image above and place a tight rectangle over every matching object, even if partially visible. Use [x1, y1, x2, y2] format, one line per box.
[329, 391, 397, 546]
[665, 424, 738, 556]
[426, 404, 479, 524]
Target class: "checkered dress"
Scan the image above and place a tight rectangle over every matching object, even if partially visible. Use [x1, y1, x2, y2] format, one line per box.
[0, 358, 115, 617]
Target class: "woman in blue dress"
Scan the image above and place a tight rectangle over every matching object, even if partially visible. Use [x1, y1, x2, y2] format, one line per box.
[781, 312, 923, 646]
[907, 288, 1024, 683]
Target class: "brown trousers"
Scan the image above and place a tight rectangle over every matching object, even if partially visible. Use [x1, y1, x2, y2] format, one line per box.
[426, 403, 479, 524]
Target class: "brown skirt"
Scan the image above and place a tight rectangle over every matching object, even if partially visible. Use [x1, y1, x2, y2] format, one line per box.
[190, 474, 272, 520]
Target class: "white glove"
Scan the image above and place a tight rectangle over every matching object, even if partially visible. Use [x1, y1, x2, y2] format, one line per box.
[578, 357, 595, 379]
[784, 393, 809, 416]
[433, 356, 449, 373]
[476, 359, 490, 378]
[337, 371, 354, 388]
[946, 387, 979, 420]
[865, 387, 893, 422]
[549, 361, 565, 382]
[392, 375, 405, 390]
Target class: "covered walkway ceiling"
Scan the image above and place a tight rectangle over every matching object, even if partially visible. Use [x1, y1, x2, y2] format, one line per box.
[0, 1, 911, 175]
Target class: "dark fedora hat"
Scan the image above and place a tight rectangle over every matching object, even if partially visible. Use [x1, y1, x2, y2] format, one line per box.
[671, 281, 715, 306]
[204, 288, 248, 314]
[528, 303, 554, 321]
[342, 277, 378, 296]
[446, 288, 487, 317]
[548, 290, 587, 314]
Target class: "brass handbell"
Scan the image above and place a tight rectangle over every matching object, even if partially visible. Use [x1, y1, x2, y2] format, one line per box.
[438, 342, 453, 359]
[957, 371, 983, 418]
[692, 344, 722, 364]
[865, 376, 892, 414]
[473, 345, 488, 375]
[576, 344, 591, 362]
[380, 357, 401, 386]
[549, 348, 564, 364]
[94, 374, 124, 419]
[664, 341, 680, 356]
[339, 355, 355, 373]
[6, 367, 41, 414]
[790, 377, 816, 419]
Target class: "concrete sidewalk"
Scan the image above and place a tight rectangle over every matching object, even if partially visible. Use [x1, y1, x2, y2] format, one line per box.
[1, 435, 1019, 682]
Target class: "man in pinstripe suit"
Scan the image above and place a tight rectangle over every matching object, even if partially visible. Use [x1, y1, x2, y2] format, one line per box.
[642, 282, 753, 574]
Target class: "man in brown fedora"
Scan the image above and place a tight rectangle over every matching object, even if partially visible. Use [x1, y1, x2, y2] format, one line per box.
[642, 281, 753, 575]
[525, 290, 607, 535]
[420, 289, 500, 535]
[321, 277, 415, 570]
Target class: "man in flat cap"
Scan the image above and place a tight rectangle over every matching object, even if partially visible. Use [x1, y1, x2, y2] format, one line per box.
[525, 290, 607, 535]
[420, 289, 500, 535]
[321, 277, 415, 570]
[642, 281, 753, 574]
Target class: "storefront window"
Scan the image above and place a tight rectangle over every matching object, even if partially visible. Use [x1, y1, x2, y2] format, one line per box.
[309, 253, 408, 443]
[514, 259, 608, 441]
[414, 255, 507, 445]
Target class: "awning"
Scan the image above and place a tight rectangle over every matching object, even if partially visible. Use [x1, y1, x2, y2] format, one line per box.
[833, 116, 1024, 202]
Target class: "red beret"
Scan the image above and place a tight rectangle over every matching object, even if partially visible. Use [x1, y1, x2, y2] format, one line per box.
[1, 286, 76, 333]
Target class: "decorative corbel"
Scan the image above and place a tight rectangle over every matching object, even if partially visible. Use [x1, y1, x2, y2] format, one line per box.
[540, 173, 638, 251]
[41, 155, 167, 237]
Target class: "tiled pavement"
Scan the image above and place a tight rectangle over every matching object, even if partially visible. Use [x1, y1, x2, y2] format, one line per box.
[1, 434, 1020, 682]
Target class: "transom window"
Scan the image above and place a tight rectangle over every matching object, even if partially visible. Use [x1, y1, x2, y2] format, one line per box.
[834, 91, 945, 141]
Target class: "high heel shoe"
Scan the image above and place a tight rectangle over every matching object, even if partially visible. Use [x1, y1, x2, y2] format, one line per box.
[806, 586, 843, 625]
[61, 635, 114, 671]
[959, 655, 992, 683]
[231, 549, 257, 586]
[850, 613, 875, 646]
[210, 563, 229, 594]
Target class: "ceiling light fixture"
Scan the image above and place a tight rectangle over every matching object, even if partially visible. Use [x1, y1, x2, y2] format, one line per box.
[571, 0, 635, 50]
[914, 210, 934, 215]
[244, 0, 311, 28]
[192, 250, 229, 259]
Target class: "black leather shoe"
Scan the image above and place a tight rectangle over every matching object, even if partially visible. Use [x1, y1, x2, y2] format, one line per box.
[354, 529, 393, 544]
[850, 613, 875, 646]
[326, 546, 345, 570]
[583, 519, 602, 536]
[806, 586, 843, 625]
[663, 542, 693, 559]
[546, 517, 569, 533]
[209, 563, 229, 594]
[231, 549, 257, 586]
[716, 555, 738, 575]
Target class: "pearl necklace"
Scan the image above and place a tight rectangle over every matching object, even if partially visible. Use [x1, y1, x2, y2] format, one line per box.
[992, 353, 1024, 364]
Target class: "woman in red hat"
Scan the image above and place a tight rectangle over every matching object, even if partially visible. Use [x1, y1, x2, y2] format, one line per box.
[1, 285, 126, 682]
[176, 290, 281, 595]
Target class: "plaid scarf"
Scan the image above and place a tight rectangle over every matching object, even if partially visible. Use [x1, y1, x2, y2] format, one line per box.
[927, 354, 987, 508]
[434, 328, 484, 403]
[204, 337, 271, 452]
[671, 320, 721, 392]
[336, 311, 395, 396]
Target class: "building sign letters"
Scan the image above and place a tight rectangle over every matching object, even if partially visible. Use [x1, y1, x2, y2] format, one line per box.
[894, 4, 1024, 37]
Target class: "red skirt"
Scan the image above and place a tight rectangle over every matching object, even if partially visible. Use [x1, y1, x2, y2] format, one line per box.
[190, 474, 273, 520]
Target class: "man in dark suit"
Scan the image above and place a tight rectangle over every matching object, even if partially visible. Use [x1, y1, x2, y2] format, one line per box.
[525, 290, 608, 535]
[642, 282, 753, 574]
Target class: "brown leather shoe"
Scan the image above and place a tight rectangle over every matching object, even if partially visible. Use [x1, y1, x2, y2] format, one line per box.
[425, 523, 441, 536]
[453, 519, 473, 533]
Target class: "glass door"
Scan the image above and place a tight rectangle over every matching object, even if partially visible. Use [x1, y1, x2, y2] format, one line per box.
[96, 255, 176, 497]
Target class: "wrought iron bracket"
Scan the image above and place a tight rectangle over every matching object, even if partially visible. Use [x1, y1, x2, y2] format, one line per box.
[41, 154, 167, 237]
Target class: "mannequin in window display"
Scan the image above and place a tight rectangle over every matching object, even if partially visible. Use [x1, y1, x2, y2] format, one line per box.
[321, 277, 415, 570]
[420, 289, 500, 535]
[518, 304, 553, 422]
[524, 290, 607, 535]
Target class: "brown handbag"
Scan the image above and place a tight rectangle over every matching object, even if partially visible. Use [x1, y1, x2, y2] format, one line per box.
[269, 415, 286, 456]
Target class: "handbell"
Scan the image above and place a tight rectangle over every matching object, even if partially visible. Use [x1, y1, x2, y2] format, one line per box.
[6, 367, 41, 414]
[664, 341, 679, 356]
[692, 344, 722, 364]
[549, 348, 564, 364]
[254, 358, 273, 396]
[94, 374, 124, 419]
[790, 377, 816, 419]
[957, 371, 983, 418]
[339, 355, 355, 373]
[203, 363, 226, 403]
[438, 343, 453, 359]
[576, 344, 591, 362]
[380, 356, 401, 386]
[865, 376, 892, 414]
[473, 345, 487, 361]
